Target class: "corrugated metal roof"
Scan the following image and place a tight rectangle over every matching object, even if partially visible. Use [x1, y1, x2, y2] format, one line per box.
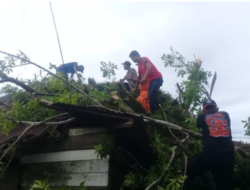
[0, 103, 140, 150]
[0, 124, 51, 150]
[47, 103, 141, 128]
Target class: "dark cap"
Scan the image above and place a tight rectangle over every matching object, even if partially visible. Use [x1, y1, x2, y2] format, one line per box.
[78, 65, 84, 73]
[202, 99, 217, 109]
[122, 61, 131, 67]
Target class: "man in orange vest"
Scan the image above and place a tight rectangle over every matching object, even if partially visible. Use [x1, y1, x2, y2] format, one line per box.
[129, 50, 163, 114]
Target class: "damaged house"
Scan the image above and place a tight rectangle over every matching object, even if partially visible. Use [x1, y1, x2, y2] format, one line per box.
[0, 99, 154, 190]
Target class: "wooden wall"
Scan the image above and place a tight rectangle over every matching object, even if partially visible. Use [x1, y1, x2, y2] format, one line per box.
[19, 128, 109, 190]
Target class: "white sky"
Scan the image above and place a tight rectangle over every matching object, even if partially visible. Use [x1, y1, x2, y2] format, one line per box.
[0, 1, 250, 137]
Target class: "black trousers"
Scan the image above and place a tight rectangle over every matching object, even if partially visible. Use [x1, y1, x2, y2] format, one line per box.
[184, 149, 235, 190]
[148, 78, 163, 113]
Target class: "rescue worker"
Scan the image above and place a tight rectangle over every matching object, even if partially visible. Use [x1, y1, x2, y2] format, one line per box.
[57, 62, 84, 80]
[120, 61, 138, 91]
[129, 50, 163, 114]
[184, 99, 235, 190]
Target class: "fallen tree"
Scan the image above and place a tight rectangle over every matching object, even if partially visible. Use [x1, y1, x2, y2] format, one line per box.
[0, 49, 249, 190]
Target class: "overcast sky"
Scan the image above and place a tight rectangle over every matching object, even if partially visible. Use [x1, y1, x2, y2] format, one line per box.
[0, 1, 249, 139]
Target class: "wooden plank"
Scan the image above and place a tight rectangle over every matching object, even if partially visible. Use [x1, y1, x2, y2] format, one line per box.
[21, 149, 108, 163]
[69, 128, 107, 136]
[20, 173, 108, 187]
[21, 160, 109, 173]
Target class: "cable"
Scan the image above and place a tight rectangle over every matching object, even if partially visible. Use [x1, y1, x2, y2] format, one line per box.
[49, 2, 72, 102]
[49, 2, 65, 70]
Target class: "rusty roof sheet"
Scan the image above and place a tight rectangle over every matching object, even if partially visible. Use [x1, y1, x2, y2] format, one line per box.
[0, 124, 51, 150]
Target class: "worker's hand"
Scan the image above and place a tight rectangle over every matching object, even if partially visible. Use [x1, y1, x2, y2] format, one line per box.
[139, 77, 146, 84]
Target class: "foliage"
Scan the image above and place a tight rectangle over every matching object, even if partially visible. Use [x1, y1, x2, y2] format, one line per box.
[123, 171, 143, 189]
[242, 116, 250, 135]
[0, 50, 30, 77]
[231, 153, 250, 190]
[162, 47, 212, 112]
[29, 179, 87, 190]
[9, 99, 56, 121]
[100, 61, 118, 81]
[94, 133, 115, 159]
[47, 128, 61, 141]
[165, 175, 187, 190]
[0, 108, 17, 135]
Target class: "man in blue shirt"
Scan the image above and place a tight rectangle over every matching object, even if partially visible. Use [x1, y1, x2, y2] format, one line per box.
[57, 62, 84, 80]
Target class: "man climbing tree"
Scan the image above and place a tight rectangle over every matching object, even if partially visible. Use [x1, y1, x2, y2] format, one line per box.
[129, 50, 163, 114]
[120, 61, 138, 91]
[184, 99, 235, 190]
[57, 62, 84, 80]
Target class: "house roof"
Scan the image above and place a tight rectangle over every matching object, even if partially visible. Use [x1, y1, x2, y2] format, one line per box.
[0, 124, 51, 150]
[0, 103, 141, 152]
[48, 103, 141, 127]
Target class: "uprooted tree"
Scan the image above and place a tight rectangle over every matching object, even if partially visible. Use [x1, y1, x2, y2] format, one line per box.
[0, 48, 250, 190]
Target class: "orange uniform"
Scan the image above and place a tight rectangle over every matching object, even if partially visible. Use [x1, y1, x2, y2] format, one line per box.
[136, 80, 150, 112]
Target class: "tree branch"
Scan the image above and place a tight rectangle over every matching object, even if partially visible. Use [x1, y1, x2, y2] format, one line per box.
[0, 124, 35, 161]
[145, 133, 190, 190]
[159, 104, 180, 141]
[0, 50, 103, 106]
[176, 83, 184, 105]
[116, 147, 149, 173]
[181, 153, 188, 190]
[143, 116, 202, 139]
[32, 92, 61, 97]
[172, 50, 210, 99]
[0, 76, 36, 93]
[173, 139, 190, 155]
[145, 146, 178, 190]
[0, 77, 59, 97]
[6, 117, 75, 126]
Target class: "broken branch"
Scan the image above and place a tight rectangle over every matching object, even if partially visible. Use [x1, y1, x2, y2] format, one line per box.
[159, 104, 180, 141]
[181, 153, 188, 190]
[0, 76, 36, 93]
[6, 117, 75, 126]
[0, 50, 103, 106]
[116, 147, 149, 173]
[143, 116, 202, 139]
[145, 133, 190, 190]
